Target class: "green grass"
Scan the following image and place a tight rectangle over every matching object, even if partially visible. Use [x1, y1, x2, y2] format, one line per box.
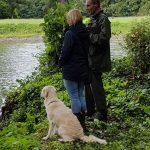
[110, 16, 145, 23]
[0, 19, 44, 38]
[110, 16, 147, 34]
[0, 19, 44, 24]
[0, 17, 148, 37]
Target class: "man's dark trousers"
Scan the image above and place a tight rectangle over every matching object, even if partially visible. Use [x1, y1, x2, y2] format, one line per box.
[85, 72, 107, 118]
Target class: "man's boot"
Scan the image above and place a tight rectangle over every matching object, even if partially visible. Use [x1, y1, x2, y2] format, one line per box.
[92, 111, 107, 122]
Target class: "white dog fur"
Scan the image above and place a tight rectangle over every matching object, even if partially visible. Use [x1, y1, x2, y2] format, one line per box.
[41, 85, 107, 144]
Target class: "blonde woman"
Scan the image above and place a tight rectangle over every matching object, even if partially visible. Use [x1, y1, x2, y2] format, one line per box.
[58, 9, 89, 131]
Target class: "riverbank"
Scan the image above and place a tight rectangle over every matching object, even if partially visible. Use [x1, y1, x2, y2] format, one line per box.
[0, 36, 43, 44]
[0, 35, 123, 44]
[0, 19, 43, 38]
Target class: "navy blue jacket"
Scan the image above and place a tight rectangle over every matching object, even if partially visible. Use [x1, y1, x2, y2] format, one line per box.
[58, 22, 89, 81]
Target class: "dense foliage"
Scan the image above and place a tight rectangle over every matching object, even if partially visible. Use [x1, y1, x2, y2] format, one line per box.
[125, 18, 150, 74]
[103, 0, 141, 16]
[40, 4, 69, 75]
[0, 0, 59, 19]
[0, 0, 150, 19]
[0, 3, 150, 150]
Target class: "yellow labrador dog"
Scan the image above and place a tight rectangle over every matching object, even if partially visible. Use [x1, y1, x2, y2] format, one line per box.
[41, 86, 107, 144]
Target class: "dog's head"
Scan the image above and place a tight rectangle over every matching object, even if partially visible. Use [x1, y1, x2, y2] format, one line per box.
[41, 86, 56, 99]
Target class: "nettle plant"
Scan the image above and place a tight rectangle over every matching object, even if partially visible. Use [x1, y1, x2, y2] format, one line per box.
[125, 18, 150, 75]
[40, 3, 70, 75]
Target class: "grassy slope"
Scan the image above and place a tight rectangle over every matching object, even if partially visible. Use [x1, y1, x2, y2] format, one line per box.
[110, 16, 145, 34]
[0, 17, 146, 38]
[0, 19, 44, 38]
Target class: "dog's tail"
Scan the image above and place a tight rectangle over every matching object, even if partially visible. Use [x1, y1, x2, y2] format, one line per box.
[80, 135, 107, 145]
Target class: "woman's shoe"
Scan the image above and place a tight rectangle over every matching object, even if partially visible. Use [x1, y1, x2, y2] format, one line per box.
[74, 112, 87, 132]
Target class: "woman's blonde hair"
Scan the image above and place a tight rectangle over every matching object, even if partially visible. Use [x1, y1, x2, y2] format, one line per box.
[66, 9, 82, 26]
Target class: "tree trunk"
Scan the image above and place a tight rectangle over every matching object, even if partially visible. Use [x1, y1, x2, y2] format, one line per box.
[60, 0, 65, 3]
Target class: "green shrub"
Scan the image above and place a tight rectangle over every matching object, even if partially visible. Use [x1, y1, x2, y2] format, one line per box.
[125, 18, 150, 74]
[138, 1, 150, 15]
[111, 57, 132, 77]
[0, 1, 10, 18]
[40, 4, 70, 75]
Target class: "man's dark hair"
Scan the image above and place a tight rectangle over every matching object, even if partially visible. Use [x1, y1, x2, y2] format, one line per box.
[91, 0, 100, 7]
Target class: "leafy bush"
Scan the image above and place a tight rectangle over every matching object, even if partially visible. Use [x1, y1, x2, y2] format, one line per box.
[104, 0, 141, 16]
[40, 4, 70, 75]
[111, 57, 132, 77]
[0, 1, 10, 18]
[138, 0, 150, 15]
[125, 18, 150, 75]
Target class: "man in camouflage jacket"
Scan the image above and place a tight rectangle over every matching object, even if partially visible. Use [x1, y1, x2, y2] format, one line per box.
[85, 0, 111, 121]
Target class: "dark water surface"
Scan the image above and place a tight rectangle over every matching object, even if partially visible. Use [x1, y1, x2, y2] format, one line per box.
[0, 38, 45, 107]
[0, 36, 126, 107]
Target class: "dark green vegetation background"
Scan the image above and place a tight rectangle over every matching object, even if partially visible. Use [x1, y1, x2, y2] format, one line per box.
[0, 0, 150, 19]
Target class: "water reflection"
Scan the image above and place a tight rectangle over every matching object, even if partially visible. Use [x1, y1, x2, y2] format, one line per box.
[110, 37, 126, 58]
[0, 41, 45, 106]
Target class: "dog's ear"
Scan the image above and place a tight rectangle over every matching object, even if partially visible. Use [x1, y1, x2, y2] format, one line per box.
[41, 88, 48, 98]
[49, 86, 56, 92]
[45, 86, 54, 98]
[41, 86, 56, 98]
[45, 90, 49, 98]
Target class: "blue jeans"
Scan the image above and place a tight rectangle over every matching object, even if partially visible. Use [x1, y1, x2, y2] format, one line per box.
[64, 79, 87, 113]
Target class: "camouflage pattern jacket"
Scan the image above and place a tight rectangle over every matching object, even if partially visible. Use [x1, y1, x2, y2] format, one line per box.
[88, 10, 111, 72]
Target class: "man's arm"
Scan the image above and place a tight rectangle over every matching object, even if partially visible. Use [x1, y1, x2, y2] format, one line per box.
[90, 16, 111, 45]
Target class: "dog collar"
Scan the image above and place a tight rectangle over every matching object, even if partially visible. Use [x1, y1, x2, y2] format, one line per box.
[47, 100, 58, 106]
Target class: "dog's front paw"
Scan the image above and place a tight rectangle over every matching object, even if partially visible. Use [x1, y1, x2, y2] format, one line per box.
[42, 136, 49, 140]
[58, 138, 64, 142]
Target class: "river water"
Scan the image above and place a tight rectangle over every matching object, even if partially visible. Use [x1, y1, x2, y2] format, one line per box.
[0, 36, 126, 107]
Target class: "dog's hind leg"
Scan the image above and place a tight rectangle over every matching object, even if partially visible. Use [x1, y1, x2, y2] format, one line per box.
[58, 127, 74, 142]
[42, 122, 56, 140]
